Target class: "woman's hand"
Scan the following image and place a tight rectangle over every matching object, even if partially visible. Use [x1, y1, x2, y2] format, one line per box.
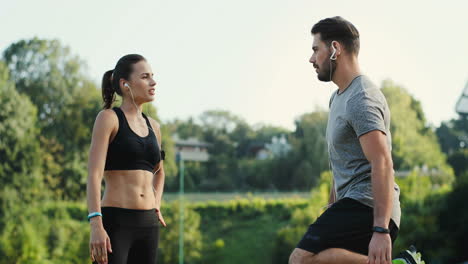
[156, 208, 167, 227]
[89, 221, 112, 264]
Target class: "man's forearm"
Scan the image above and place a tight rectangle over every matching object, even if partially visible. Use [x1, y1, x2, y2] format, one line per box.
[371, 160, 393, 228]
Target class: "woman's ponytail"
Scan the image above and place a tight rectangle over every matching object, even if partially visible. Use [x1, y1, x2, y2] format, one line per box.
[101, 54, 146, 109]
[102, 70, 115, 109]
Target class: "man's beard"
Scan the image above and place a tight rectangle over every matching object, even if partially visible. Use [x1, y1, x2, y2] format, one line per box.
[317, 59, 336, 82]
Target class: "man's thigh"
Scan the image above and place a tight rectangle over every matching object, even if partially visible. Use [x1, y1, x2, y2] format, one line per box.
[289, 248, 315, 264]
[296, 198, 398, 255]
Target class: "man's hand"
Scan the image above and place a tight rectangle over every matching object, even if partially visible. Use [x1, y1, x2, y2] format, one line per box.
[368, 232, 392, 264]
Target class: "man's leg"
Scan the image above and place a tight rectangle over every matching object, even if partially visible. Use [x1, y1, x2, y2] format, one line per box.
[289, 248, 368, 264]
[290, 198, 399, 264]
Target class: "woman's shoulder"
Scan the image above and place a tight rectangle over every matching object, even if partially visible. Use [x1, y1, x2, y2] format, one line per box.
[95, 108, 119, 127]
[147, 116, 161, 130]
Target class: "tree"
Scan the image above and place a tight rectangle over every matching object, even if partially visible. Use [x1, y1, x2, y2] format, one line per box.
[199, 110, 244, 134]
[381, 80, 454, 185]
[0, 61, 50, 262]
[2, 38, 103, 199]
[0, 61, 44, 202]
[437, 171, 468, 263]
[436, 115, 468, 178]
[167, 117, 204, 140]
[3, 38, 89, 132]
[287, 111, 329, 190]
[436, 121, 465, 155]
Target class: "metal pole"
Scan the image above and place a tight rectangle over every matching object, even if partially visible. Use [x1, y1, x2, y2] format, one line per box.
[178, 153, 185, 264]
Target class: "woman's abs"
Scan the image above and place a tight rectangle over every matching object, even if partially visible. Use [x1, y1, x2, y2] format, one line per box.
[101, 170, 156, 209]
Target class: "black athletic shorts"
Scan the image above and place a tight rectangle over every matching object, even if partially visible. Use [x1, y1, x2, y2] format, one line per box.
[92, 207, 160, 264]
[296, 198, 398, 255]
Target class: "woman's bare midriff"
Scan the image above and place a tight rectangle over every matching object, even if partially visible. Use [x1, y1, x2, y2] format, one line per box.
[101, 170, 156, 210]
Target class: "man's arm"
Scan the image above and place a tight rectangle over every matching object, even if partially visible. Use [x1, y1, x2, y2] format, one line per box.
[359, 130, 394, 264]
[359, 130, 393, 228]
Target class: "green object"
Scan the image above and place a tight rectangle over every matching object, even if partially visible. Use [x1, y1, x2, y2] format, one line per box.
[393, 245, 426, 264]
[178, 154, 185, 264]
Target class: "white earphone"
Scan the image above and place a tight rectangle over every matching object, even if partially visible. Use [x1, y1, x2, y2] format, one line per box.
[330, 41, 337, 60]
[124, 83, 130, 88]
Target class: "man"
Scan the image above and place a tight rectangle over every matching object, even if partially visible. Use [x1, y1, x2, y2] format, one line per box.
[288, 16, 425, 264]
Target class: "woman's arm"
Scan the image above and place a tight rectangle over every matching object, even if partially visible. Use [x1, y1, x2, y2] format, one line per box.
[149, 118, 165, 210]
[153, 162, 165, 209]
[149, 118, 167, 227]
[86, 110, 117, 226]
[86, 109, 117, 263]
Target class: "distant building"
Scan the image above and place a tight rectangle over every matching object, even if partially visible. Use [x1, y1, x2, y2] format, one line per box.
[266, 134, 292, 158]
[455, 81, 468, 116]
[250, 134, 292, 160]
[172, 134, 210, 162]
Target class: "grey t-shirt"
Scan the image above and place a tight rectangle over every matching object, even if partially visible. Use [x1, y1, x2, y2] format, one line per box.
[326, 75, 401, 227]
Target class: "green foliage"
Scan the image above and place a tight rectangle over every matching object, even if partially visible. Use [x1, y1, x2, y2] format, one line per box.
[0, 200, 89, 264]
[158, 202, 203, 264]
[169, 110, 328, 191]
[0, 61, 44, 202]
[0, 200, 205, 264]
[447, 148, 468, 177]
[436, 171, 468, 263]
[382, 80, 454, 185]
[2, 38, 102, 200]
[272, 171, 332, 263]
[168, 117, 205, 140]
[192, 198, 307, 264]
[436, 115, 468, 154]
[193, 198, 307, 223]
[0, 219, 49, 264]
[396, 171, 436, 203]
[240, 158, 274, 189]
[1, 185, 466, 264]
[393, 192, 448, 264]
[3, 37, 88, 128]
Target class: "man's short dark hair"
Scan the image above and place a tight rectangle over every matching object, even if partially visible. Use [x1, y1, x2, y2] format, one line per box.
[311, 16, 360, 55]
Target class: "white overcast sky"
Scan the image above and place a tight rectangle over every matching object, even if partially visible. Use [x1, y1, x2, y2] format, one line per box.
[1, 0, 467, 129]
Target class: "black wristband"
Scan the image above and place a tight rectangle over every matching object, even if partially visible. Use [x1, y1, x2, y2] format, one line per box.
[372, 226, 390, 234]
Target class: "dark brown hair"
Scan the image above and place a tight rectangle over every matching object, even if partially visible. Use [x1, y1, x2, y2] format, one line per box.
[102, 54, 146, 109]
[311, 16, 360, 55]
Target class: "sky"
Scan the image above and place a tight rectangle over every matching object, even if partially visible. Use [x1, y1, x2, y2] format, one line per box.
[1, 0, 467, 130]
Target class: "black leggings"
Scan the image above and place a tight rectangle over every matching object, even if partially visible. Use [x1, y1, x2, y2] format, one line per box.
[93, 207, 159, 264]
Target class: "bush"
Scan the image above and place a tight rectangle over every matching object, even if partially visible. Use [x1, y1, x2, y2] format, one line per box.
[272, 171, 332, 263]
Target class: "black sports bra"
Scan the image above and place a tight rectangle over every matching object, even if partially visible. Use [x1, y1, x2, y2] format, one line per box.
[104, 107, 162, 172]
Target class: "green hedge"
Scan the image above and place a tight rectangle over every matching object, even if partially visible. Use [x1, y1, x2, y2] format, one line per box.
[1, 169, 460, 264]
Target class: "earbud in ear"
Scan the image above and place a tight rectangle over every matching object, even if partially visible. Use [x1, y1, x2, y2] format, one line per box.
[330, 41, 337, 61]
[124, 83, 129, 88]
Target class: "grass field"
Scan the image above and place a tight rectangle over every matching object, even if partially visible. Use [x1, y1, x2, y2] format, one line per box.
[200, 214, 291, 264]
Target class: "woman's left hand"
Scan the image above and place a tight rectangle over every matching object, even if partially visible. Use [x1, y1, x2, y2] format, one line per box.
[155, 208, 167, 227]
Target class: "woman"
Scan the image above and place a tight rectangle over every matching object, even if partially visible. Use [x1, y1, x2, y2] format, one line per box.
[87, 54, 166, 264]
